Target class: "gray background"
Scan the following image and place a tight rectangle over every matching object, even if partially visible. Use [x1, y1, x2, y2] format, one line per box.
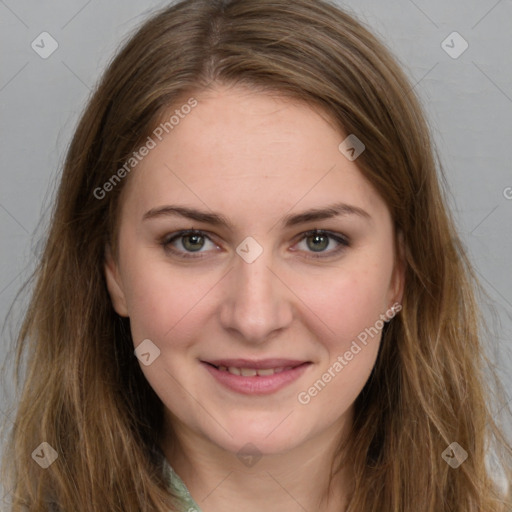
[1, 0, 511, 501]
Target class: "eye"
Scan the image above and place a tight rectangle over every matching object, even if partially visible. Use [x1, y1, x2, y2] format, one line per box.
[160, 230, 220, 259]
[159, 228, 350, 261]
[292, 229, 349, 259]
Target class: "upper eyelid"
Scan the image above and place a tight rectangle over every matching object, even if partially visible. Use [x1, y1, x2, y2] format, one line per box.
[163, 228, 347, 240]
[162, 229, 219, 245]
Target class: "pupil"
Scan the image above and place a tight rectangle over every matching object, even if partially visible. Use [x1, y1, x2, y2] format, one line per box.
[183, 234, 204, 251]
[308, 234, 328, 252]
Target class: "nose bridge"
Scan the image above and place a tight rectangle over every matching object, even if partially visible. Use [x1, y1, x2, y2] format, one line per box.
[219, 242, 292, 342]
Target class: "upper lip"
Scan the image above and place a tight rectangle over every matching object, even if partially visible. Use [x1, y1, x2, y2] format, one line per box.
[202, 359, 309, 369]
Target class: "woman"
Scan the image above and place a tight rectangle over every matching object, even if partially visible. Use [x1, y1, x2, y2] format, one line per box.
[2, 0, 511, 510]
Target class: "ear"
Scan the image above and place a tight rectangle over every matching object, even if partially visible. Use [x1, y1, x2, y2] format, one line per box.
[104, 245, 129, 317]
[389, 229, 405, 306]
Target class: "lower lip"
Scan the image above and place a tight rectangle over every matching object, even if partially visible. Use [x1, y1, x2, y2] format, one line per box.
[201, 362, 311, 395]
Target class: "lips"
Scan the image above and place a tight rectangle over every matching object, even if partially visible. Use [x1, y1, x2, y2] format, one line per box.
[201, 359, 312, 395]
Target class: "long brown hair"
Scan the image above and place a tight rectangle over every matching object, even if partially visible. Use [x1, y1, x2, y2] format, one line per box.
[2, 0, 511, 510]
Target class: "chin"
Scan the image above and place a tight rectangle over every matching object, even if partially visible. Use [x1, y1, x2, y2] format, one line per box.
[204, 417, 313, 457]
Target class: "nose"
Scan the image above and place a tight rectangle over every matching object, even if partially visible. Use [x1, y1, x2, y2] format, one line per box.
[218, 246, 293, 344]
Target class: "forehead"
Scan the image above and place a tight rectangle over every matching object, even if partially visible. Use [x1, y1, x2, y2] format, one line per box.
[119, 85, 387, 226]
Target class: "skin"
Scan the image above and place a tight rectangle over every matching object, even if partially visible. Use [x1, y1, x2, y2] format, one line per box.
[105, 84, 404, 512]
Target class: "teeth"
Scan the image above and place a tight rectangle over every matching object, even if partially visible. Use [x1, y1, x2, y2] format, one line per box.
[217, 366, 296, 376]
[256, 368, 275, 376]
[240, 368, 257, 377]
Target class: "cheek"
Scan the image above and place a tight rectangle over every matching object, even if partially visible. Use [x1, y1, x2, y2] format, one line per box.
[120, 252, 217, 346]
[304, 259, 392, 350]
[294, 257, 391, 409]
[297, 271, 386, 416]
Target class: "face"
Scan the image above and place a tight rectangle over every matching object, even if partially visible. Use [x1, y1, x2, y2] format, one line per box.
[105, 84, 403, 458]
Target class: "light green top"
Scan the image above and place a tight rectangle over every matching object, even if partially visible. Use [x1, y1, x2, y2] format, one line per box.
[161, 454, 203, 512]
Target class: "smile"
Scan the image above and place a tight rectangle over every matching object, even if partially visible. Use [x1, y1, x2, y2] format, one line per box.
[215, 365, 295, 376]
[201, 359, 312, 395]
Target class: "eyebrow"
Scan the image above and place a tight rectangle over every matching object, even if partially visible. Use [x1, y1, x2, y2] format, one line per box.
[142, 202, 371, 229]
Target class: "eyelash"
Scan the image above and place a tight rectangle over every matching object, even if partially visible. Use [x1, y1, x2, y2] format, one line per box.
[159, 229, 350, 260]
